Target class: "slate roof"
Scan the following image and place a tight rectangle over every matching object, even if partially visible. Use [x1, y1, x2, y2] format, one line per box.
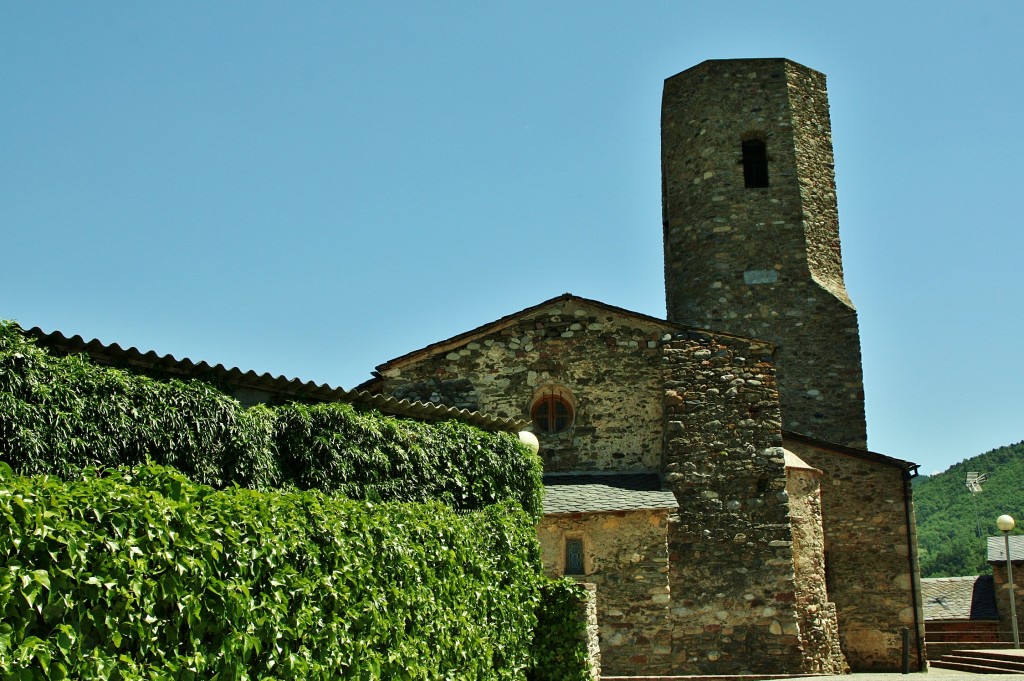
[920, 575, 999, 621]
[23, 326, 528, 432]
[543, 473, 678, 515]
[987, 535, 1024, 563]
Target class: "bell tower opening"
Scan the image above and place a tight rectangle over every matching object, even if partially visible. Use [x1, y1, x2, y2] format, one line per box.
[742, 137, 769, 188]
[660, 58, 867, 448]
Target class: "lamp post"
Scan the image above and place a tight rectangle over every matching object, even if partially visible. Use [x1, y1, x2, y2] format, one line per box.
[997, 514, 1020, 649]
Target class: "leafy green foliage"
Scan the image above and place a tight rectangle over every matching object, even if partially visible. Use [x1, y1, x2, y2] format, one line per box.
[0, 322, 590, 678]
[0, 464, 543, 679]
[915, 440, 1024, 577]
[528, 579, 593, 681]
[0, 321, 542, 519]
[275, 402, 542, 517]
[0, 331, 252, 488]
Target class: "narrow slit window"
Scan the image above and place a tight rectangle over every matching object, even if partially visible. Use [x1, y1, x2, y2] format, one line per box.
[565, 538, 585, 575]
[824, 550, 835, 597]
[742, 138, 769, 188]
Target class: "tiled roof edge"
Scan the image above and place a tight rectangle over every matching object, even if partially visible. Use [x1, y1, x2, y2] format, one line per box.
[23, 326, 528, 433]
[544, 470, 663, 479]
[986, 535, 1024, 564]
[366, 293, 682, 378]
[360, 293, 779, 390]
[782, 430, 919, 471]
[542, 505, 677, 517]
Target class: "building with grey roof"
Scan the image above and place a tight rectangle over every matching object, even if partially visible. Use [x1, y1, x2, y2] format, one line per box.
[363, 59, 923, 676]
[20, 58, 927, 678]
[922, 576, 999, 622]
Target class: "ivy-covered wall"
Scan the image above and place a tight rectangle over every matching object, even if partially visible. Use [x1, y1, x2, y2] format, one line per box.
[0, 321, 542, 518]
[0, 464, 542, 679]
[0, 321, 593, 679]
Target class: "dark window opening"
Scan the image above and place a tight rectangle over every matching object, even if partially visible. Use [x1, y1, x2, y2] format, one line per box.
[742, 138, 769, 188]
[662, 171, 670, 236]
[531, 394, 573, 434]
[565, 538, 585, 575]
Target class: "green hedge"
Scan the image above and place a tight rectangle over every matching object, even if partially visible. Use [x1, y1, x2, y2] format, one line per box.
[276, 402, 538, 512]
[0, 322, 542, 518]
[0, 464, 543, 679]
[0, 322, 591, 679]
[529, 579, 594, 681]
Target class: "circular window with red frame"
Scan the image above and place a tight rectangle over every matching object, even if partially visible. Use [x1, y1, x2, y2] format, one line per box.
[531, 392, 574, 434]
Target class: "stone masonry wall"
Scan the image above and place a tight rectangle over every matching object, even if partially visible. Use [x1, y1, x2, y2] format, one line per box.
[661, 58, 867, 449]
[786, 464, 848, 673]
[785, 437, 924, 671]
[578, 583, 602, 680]
[538, 510, 674, 675]
[991, 562, 1022, 644]
[661, 330, 808, 673]
[785, 61, 846, 301]
[376, 298, 674, 472]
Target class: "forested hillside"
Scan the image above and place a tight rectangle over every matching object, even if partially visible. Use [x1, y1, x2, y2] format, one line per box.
[914, 441, 1024, 577]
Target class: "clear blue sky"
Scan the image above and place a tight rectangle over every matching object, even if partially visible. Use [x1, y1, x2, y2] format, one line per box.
[3, 2, 1021, 475]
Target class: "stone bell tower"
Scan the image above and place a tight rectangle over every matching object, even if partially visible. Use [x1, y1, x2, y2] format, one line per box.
[661, 58, 867, 448]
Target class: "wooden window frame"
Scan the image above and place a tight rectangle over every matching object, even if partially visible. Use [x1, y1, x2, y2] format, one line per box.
[531, 392, 574, 434]
[564, 537, 585, 576]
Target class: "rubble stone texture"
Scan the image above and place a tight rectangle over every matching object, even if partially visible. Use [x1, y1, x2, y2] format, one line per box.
[368, 57, 923, 676]
[786, 436, 924, 671]
[990, 562, 1022, 647]
[661, 331, 819, 673]
[785, 458, 849, 674]
[378, 297, 673, 473]
[539, 510, 674, 674]
[661, 58, 867, 450]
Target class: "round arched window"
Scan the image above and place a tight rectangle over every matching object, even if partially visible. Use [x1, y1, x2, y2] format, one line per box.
[531, 392, 574, 434]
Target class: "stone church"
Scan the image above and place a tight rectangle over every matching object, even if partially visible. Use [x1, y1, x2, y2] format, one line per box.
[359, 59, 925, 675]
[25, 57, 925, 677]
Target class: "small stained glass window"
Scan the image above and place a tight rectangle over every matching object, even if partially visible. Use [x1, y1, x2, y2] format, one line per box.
[565, 538, 585, 575]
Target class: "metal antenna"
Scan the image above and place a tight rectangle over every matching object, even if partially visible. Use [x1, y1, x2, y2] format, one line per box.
[967, 472, 989, 538]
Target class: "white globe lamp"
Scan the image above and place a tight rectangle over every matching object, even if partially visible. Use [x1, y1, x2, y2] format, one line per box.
[518, 431, 540, 455]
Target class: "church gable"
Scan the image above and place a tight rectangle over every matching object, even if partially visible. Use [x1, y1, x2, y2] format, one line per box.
[371, 294, 677, 472]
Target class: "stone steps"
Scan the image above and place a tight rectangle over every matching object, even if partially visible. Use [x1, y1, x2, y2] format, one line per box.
[602, 675, 817, 680]
[930, 649, 1024, 674]
[926, 640, 1015, 660]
